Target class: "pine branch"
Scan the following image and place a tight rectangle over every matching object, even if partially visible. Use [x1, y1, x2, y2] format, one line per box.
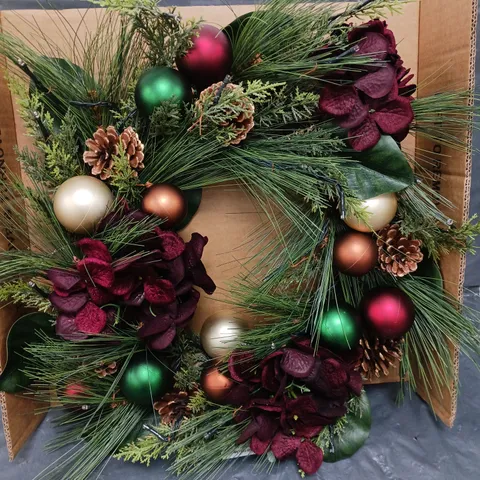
[0, 280, 52, 312]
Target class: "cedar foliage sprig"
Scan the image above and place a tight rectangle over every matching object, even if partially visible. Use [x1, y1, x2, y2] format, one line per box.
[0, 280, 52, 312]
[93, 0, 201, 66]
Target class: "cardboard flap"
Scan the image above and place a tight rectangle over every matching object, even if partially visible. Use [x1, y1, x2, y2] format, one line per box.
[415, 0, 478, 426]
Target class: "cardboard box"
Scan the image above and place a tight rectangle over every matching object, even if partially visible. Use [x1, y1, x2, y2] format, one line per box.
[0, 0, 476, 460]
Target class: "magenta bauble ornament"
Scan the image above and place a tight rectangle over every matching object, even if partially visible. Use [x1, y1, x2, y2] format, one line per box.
[361, 287, 415, 339]
[176, 25, 233, 91]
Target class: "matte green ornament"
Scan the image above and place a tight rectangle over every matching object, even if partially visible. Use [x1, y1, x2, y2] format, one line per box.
[134, 66, 192, 117]
[317, 304, 361, 352]
[120, 353, 172, 406]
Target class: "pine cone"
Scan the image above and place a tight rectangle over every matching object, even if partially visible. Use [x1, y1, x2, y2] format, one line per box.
[154, 390, 191, 425]
[357, 336, 403, 381]
[377, 224, 423, 277]
[120, 126, 145, 176]
[84, 126, 144, 180]
[84, 126, 119, 180]
[95, 361, 118, 378]
[197, 82, 255, 145]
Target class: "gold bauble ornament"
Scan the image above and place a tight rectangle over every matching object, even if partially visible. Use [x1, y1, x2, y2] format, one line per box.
[53, 176, 114, 234]
[200, 366, 234, 403]
[200, 313, 246, 358]
[344, 193, 398, 232]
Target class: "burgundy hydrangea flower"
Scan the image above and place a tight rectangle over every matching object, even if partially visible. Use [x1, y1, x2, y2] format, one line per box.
[48, 208, 215, 350]
[223, 338, 363, 475]
[318, 20, 416, 151]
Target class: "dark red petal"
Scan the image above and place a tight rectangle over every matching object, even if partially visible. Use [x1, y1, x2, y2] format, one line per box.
[160, 256, 186, 286]
[270, 433, 301, 460]
[49, 291, 89, 313]
[355, 64, 396, 99]
[155, 228, 186, 260]
[286, 395, 319, 415]
[291, 337, 315, 354]
[75, 302, 108, 334]
[250, 435, 270, 456]
[353, 31, 389, 61]
[296, 440, 323, 475]
[144, 277, 176, 305]
[348, 19, 386, 43]
[77, 238, 112, 263]
[148, 325, 177, 350]
[338, 101, 369, 129]
[55, 313, 88, 341]
[318, 86, 358, 117]
[174, 289, 200, 326]
[262, 362, 281, 392]
[320, 359, 348, 388]
[224, 383, 250, 407]
[229, 350, 256, 382]
[281, 349, 316, 379]
[112, 254, 143, 273]
[123, 288, 145, 306]
[110, 275, 137, 297]
[53, 287, 71, 297]
[190, 263, 216, 295]
[349, 116, 381, 151]
[348, 371, 363, 396]
[295, 424, 324, 439]
[175, 280, 193, 296]
[47, 268, 83, 291]
[77, 258, 115, 288]
[186, 232, 208, 259]
[392, 126, 410, 143]
[372, 96, 414, 134]
[87, 285, 114, 306]
[255, 414, 279, 442]
[138, 313, 174, 338]
[237, 420, 259, 445]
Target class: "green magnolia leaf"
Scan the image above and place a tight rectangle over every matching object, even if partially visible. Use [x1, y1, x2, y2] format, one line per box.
[346, 136, 415, 199]
[323, 390, 372, 463]
[176, 188, 203, 231]
[414, 254, 443, 290]
[0, 312, 55, 393]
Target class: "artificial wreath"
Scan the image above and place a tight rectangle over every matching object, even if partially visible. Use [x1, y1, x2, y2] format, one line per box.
[0, 0, 479, 479]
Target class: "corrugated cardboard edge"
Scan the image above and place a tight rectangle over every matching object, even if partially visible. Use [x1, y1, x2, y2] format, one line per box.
[415, 0, 477, 427]
[0, 11, 47, 461]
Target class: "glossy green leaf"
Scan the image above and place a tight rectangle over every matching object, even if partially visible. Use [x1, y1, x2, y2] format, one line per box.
[414, 254, 443, 290]
[346, 136, 415, 199]
[0, 312, 54, 393]
[176, 188, 203, 231]
[323, 390, 371, 462]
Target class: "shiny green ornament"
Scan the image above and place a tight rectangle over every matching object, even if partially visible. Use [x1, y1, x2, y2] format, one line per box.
[120, 353, 172, 406]
[317, 304, 361, 352]
[134, 66, 192, 117]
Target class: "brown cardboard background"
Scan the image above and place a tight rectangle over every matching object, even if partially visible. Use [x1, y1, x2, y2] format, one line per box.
[0, 0, 473, 458]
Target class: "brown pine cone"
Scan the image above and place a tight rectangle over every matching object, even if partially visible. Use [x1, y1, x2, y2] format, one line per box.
[377, 224, 423, 277]
[95, 361, 118, 378]
[154, 390, 191, 425]
[357, 336, 403, 381]
[120, 126, 145, 176]
[196, 82, 255, 145]
[84, 126, 119, 180]
[84, 126, 144, 180]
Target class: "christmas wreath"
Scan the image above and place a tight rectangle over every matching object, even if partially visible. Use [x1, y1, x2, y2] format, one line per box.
[0, 0, 479, 478]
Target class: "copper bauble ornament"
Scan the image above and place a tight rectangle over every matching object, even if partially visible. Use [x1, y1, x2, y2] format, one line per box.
[344, 193, 398, 232]
[333, 231, 378, 276]
[200, 366, 233, 403]
[200, 313, 246, 358]
[53, 175, 114, 234]
[176, 25, 233, 91]
[361, 287, 415, 339]
[141, 183, 187, 229]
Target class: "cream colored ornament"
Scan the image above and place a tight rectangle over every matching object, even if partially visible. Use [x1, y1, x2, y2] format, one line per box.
[344, 193, 398, 232]
[200, 313, 246, 358]
[53, 176, 114, 234]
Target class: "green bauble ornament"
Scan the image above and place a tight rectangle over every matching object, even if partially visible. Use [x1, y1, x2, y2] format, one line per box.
[120, 353, 172, 406]
[317, 304, 361, 352]
[134, 67, 192, 117]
